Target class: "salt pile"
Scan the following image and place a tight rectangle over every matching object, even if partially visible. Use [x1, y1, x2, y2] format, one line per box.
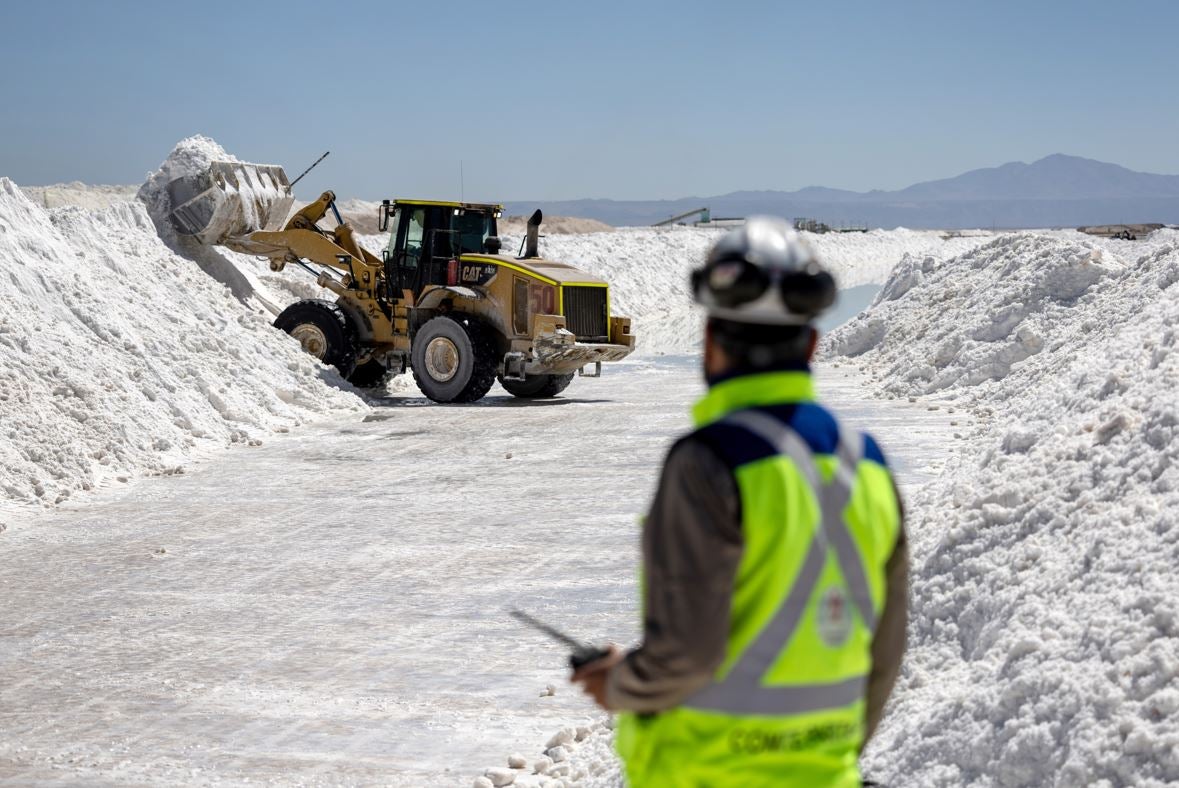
[137, 133, 289, 242]
[20, 182, 137, 211]
[135, 136, 309, 317]
[823, 232, 1178, 401]
[0, 177, 364, 508]
[137, 134, 240, 229]
[827, 231, 1179, 785]
[504, 226, 991, 355]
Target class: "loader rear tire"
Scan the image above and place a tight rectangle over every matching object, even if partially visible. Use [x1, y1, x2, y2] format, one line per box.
[411, 315, 497, 403]
[498, 373, 575, 398]
[274, 300, 357, 378]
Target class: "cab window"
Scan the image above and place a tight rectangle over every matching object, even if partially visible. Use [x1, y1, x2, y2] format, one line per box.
[404, 208, 426, 268]
[453, 211, 491, 255]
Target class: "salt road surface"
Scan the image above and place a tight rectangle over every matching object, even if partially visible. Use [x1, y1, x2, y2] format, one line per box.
[0, 359, 957, 786]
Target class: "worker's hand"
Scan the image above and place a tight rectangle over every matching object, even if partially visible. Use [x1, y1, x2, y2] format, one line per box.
[570, 645, 624, 711]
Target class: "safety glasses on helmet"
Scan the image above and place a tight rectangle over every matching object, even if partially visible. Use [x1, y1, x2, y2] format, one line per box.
[691, 256, 836, 316]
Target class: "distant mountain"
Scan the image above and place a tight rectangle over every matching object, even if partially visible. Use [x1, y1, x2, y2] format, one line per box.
[894, 154, 1179, 201]
[504, 155, 1179, 229]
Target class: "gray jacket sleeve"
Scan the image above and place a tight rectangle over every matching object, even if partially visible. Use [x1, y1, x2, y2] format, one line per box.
[604, 437, 744, 713]
[863, 486, 909, 747]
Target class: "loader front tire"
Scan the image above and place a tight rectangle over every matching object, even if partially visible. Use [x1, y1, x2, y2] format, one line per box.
[274, 300, 357, 378]
[411, 315, 497, 403]
[498, 373, 575, 399]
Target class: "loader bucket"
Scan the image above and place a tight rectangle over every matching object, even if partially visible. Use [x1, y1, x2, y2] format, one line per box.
[166, 161, 294, 246]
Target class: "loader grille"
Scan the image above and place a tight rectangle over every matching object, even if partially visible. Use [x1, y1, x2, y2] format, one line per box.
[562, 286, 609, 342]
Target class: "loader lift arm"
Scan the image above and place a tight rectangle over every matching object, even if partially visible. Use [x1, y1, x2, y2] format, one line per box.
[222, 191, 394, 304]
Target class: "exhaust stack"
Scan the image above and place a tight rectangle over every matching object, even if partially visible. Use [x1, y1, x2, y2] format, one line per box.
[525, 209, 543, 258]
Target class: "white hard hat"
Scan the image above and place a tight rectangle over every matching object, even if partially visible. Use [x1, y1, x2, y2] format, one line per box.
[692, 216, 836, 325]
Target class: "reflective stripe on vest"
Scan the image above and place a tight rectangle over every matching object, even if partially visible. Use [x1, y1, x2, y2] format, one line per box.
[685, 408, 874, 716]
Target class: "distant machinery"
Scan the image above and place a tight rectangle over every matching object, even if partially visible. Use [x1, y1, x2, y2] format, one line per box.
[651, 210, 868, 232]
[653, 207, 710, 227]
[793, 217, 830, 234]
[651, 208, 744, 228]
[793, 217, 868, 234]
[1078, 223, 1165, 240]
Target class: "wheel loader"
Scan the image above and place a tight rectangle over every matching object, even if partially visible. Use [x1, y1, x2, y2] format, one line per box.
[164, 160, 635, 403]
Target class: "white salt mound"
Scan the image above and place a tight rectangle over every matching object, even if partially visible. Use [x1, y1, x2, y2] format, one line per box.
[134, 136, 283, 313]
[0, 177, 363, 508]
[499, 215, 614, 236]
[134, 137, 389, 320]
[827, 231, 1179, 786]
[137, 134, 240, 222]
[500, 226, 991, 355]
[824, 230, 1179, 402]
[21, 182, 137, 211]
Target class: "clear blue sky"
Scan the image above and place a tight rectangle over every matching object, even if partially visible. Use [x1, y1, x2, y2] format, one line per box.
[1, 0, 1177, 203]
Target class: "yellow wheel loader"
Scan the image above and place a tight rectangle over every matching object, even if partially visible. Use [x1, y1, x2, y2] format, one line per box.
[165, 161, 635, 403]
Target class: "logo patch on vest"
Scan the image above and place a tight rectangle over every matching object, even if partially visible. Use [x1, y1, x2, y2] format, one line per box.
[817, 586, 852, 646]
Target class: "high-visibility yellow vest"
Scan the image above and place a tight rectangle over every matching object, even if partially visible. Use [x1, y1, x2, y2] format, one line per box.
[616, 370, 901, 788]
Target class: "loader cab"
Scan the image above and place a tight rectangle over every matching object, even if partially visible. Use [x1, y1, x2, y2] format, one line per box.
[380, 200, 502, 298]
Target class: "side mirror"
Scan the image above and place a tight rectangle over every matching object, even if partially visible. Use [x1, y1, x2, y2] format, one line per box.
[484, 236, 502, 254]
[379, 199, 393, 232]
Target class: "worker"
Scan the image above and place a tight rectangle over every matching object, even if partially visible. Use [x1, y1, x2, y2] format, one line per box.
[572, 217, 908, 787]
